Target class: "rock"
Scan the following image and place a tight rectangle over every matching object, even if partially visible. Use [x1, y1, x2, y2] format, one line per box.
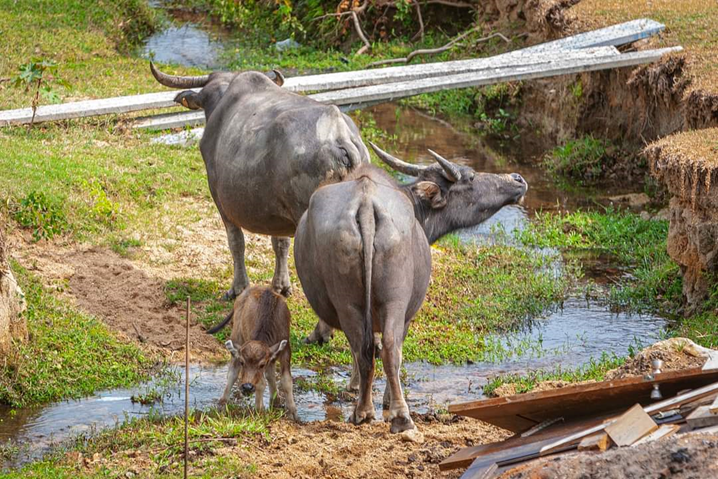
[608, 193, 651, 209]
[400, 428, 425, 444]
[0, 223, 27, 355]
[275, 39, 301, 51]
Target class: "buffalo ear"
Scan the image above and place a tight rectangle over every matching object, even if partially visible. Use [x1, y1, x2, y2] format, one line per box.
[174, 90, 203, 110]
[412, 181, 446, 209]
[267, 69, 285, 87]
[269, 339, 288, 361]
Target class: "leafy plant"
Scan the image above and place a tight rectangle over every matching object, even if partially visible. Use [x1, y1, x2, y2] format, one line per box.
[12, 191, 68, 241]
[542, 135, 609, 185]
[11, 59, 65, 127]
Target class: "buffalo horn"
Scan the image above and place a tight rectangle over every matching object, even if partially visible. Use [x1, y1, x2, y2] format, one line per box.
[369, 142, 425, 176]
[427, 149, 461, 182]
[150, 62, 210, 89]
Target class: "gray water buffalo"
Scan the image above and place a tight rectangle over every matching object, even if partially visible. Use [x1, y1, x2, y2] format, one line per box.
[294, 143, 527, 433]
[150, 63, 369, 298]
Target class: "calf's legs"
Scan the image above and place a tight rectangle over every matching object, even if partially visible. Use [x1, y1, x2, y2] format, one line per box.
[280, 359, 298, 421]
[219, 358, 241, 406]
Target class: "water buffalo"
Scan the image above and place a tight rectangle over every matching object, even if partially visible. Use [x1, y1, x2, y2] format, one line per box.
[216, 286, 298, 421]
[294, 143, 527, 432]
[150, 63, 369, 298]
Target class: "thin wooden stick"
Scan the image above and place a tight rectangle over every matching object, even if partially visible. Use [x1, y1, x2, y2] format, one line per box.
[184, 296, 190, 479]
[351, 11, 371, 55]
[412, 0, 425, 42]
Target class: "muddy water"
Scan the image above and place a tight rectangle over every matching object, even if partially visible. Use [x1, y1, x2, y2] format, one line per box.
[141, 1, 231, 69]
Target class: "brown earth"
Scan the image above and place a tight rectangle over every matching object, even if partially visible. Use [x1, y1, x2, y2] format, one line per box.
[504, 431, 718, 479]
[65, 415, 510, 479]
[605, 337, 709, 380]
[0, 219, 27, 356]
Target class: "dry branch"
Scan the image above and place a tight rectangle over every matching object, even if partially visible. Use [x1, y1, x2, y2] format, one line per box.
[412, 0, 425, 42]
[351, 10, 372, 55]
[368, 29, 510, 67]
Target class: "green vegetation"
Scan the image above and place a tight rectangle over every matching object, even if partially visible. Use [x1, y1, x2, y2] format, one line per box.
[542, 135, 609, 185]
[518, 209, 682, 313]
[0, 264, 155, 407]
[2, 406, 275, 478]
[483, 352, 626, 396]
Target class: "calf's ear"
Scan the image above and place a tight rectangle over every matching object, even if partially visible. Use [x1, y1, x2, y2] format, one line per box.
[174, 90, 203, 110]
[269, 339, 288, 361]
[412, 181, 446, 209]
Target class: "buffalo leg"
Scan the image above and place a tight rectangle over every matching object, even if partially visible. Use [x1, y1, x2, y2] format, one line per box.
[219, 358, 240, 406]
[223, 222, 249, 300]
[347, 349, 360, 392]
[304, 319, 334, 345]
[266, 363, 280, 408]
[280, 356, 298, 421]
[382, 322, 414, 433]
[255, 376, 266, 411]
[271, 236, 292, 297]
[343, 307, 375, 425]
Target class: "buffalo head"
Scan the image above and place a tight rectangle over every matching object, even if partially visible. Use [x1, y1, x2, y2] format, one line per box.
[369, 142, 527, 243]
[149, 63, 284, 118]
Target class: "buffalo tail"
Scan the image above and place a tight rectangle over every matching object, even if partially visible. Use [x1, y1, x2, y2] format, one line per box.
[206, 309, 234, 334]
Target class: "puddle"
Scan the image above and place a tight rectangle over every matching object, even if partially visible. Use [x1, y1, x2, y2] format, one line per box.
[141, 1, 231, 69]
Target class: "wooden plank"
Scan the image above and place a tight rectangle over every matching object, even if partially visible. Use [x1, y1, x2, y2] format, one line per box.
[605, 404, 658, 447]
[440, 416, 608, 471]
[578, 432, 610, 451]
[521, 19, 664, 54]
[461, 461, 498, 479]
[135, 47, 680, 131]
[710, 395, 718, 414]
[631, 424, 680, 447]
[450, 367, 718, 433]
[0, 47, 617, 127]
[686, 406, 718, 429]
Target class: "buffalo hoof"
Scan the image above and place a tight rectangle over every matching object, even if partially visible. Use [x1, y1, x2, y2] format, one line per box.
[273, 284, 292, 298]
[350, 407, 375, 425]
[390, 415, 415, 434]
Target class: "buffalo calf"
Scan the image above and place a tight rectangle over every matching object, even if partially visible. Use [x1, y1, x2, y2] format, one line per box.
[210, 286, 297, 420]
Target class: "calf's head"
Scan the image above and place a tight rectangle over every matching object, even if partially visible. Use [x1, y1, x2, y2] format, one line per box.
[369, 142, 528, 244]
[150, 63, 284, 119]
[226, 339, 287, 395]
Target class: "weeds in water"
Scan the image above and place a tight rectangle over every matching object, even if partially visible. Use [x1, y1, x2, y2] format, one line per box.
[542, 135, 608, 185]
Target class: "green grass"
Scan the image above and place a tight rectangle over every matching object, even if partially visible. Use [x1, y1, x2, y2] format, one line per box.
[2, 406, 274, 478]
[0, 263, 155, 407]
[483, 352, 626, 396]
[518, 209, 682, 313]
[542, 135, 609, 185]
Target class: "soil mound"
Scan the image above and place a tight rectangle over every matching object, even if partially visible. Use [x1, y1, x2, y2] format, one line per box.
[605, 337, 710, 380]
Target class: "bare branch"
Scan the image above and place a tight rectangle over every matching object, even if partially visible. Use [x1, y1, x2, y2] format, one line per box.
[422, 0, 476, 8]
[368, 28, 511, 68]
[351, 11, 371, 55]
[411, 0, 425, 42]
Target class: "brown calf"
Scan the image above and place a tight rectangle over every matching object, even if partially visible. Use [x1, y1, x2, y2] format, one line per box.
[212, 286, 297, 420]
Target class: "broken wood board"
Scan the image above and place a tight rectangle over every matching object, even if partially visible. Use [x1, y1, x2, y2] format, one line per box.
[605, 404, 658, 446]
[440, 416, 609, 471]
[449, 367, 718, 433]
[135, 47, 680, 131]
[711, 395, 718, 414]
[0, 47, 617, 127]
[686, 406, 718, 429]
[631, 424, 680, 447]
[460, 461, 498, 479]
[578, 432, 610, 451]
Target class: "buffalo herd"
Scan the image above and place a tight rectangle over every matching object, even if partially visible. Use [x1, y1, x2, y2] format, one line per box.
[151, 64, 527, 434]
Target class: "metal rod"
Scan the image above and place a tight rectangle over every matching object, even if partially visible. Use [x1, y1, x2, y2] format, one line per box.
[184, 296, 190, 479]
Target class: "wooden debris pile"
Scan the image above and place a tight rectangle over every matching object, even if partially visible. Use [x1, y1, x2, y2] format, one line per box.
[441, 353, 718, 478]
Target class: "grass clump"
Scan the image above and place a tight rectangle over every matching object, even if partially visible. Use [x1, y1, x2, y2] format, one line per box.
[11, 191, 69, 241]
[542, 135, 609, 185]
[519, 209, 682, 312]
[3, 406, 274, 478]
[483, 352, 626, 396]
[0, 264, 155, 407]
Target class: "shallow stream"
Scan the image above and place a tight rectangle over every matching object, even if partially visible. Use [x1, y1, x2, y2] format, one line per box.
[0, 4, 667, 470]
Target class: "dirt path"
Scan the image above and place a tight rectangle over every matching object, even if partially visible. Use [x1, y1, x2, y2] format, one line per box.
[9, 232, 227, 362]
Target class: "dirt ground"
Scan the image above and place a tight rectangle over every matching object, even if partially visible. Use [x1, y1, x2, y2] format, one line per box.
[505, 431, 718, 479]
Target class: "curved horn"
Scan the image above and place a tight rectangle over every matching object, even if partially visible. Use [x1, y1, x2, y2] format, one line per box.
[369, 142, 425, 177]
[150, 62, 210, 89]
[427, 149, 461, 182]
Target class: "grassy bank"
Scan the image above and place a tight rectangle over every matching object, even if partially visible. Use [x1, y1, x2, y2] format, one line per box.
[1, 406, 276, 478]
[0, 264, 154, 407]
